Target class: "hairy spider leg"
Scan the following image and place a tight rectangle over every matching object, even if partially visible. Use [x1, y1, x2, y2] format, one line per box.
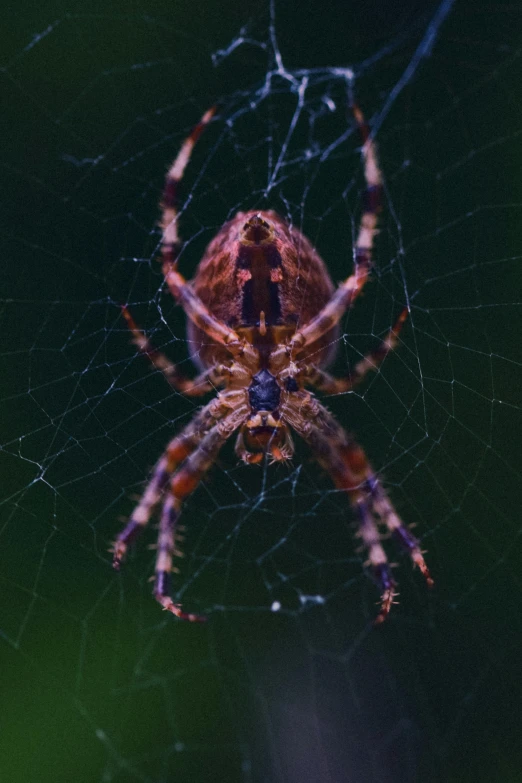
[162, 266, 258, 366]
[288, 404, 395, 623]
[112, 397, 232, 568]
[271, 102, 384, 368]
[366, 475, 433, 588]
[121, 305, 218, 396]
[356, 500, 397, 625]
[159, 108, 258, 367]
[153, 406, 248, 621]
[160, 106, 216, 267]
[351, 101, 383, 270]
[284, 395, 430, 624]
[302, 307, 408, 394]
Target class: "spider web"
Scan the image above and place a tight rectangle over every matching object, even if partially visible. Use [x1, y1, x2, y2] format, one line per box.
[1, 1, 522, 781]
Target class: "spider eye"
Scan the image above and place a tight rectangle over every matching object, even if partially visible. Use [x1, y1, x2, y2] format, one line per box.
[244, 215, 270, 231]
[285, 377, 299, 392]
[242, 214, 272, 244]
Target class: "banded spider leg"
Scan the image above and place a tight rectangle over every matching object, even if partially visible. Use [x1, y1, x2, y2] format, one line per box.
[283, 395, 433, 624]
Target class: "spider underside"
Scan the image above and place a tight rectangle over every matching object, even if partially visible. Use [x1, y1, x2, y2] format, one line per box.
[113, 104, 433, 624]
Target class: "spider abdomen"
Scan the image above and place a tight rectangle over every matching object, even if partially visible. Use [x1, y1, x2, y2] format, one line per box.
[187, 210, 340, 370]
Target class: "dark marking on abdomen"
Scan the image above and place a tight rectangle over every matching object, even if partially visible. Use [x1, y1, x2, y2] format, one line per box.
[237, 244, 283, 326]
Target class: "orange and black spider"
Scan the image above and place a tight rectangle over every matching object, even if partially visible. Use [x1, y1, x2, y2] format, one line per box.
[112, 104, 433, 624]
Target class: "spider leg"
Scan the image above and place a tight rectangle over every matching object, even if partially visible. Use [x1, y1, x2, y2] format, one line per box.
[351, 101, 383, 273]
[162, 264, 258, 365]
[300, 308, 408, 394]
[271, 102, 383, 365]
[122, 305, 219, 396]
[158, 108, 257, 365]
[160, 106, 216, 267]
[284, 394, 431, 623]
[367, 476, 434, 588]
[153, 405, 248, 621]
[112, 393, 239, 568]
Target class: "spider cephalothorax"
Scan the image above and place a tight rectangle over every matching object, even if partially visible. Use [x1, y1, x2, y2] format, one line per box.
[113, 105, 433, 624]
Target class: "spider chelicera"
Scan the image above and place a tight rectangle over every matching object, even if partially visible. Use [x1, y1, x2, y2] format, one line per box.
[113, 104, 433, 624]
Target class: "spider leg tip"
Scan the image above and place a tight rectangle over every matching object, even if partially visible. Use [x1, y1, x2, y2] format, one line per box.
[191, 614, 208, 624]
[111, 541, 127, 570]
[373, 609, 389, 626]
[412, 551, 434, 588]
[373, 570, 397, 626]
[175, 608, 208, 623]
[172, 600, 208, 622]
[157, 594, 208, 623]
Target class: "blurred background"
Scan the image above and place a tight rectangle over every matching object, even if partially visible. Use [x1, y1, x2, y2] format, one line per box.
[1, 1, 521, 781]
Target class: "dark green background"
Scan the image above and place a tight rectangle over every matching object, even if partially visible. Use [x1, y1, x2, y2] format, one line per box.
[1, 1, 521, 781]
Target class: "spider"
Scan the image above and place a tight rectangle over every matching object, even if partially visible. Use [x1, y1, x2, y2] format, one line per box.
[113, 104, 433, 624]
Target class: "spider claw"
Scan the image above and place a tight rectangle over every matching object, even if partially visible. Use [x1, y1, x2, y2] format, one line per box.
[112, 541, 127, 570]
[176, 609, 208, 624]
[157, 595, 207, 623]
[372, 563, 397, 625]
[391, 526, 434, 588]
[374, 587, 396, 625]
[412, 550, 434, 588]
